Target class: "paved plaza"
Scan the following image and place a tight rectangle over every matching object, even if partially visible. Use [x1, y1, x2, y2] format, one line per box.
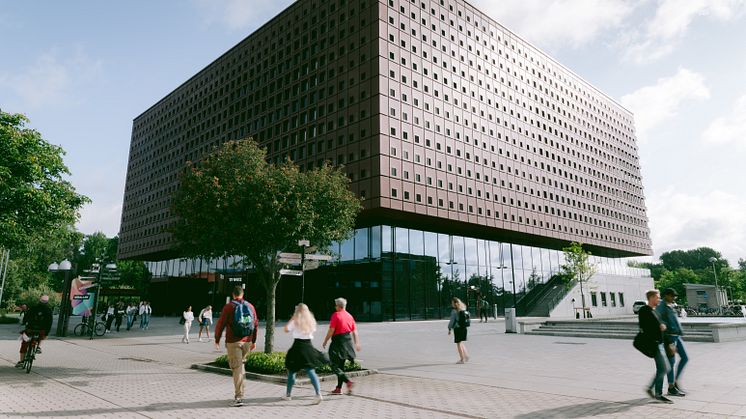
[1, 317, 745, 418]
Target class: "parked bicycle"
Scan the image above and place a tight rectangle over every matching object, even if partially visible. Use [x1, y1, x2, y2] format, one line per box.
[20, 332, 41, 374]
[73, 316, 106, 337]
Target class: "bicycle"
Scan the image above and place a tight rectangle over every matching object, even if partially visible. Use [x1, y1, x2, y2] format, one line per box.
[21, 332, 41, 374]
[73, 316, 106, 337]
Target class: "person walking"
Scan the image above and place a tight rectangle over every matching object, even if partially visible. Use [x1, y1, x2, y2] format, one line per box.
[215, 286, 259, 407]
[141, 301, 152, 330]
[657, 288, 688, 397]
[198, 305, 213, 342]
[282, 303, 324, 404]
[126, 303, 137, 331]
[138, 301, 146, 329]
[322, 297, 361, 395]
[16, 295, 53, 368]
[182, 306, 194, 343]
[448, 297, 470, 363]
[114, 303, 125, 332]
[639, 289, 672, 403]
[479, 298, 489, 322]
[104, 304, 115, 333]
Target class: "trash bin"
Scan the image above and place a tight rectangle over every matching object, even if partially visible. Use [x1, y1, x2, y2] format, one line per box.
[505, 308, 517, 333]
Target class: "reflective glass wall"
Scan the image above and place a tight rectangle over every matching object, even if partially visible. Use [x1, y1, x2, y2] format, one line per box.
[145, 225, 651, 320]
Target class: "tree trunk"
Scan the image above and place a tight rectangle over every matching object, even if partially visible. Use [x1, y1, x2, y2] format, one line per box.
[264, 277, 277, 354]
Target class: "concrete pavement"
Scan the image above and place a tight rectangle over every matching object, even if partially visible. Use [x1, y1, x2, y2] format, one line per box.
[1, 316, 744, 418]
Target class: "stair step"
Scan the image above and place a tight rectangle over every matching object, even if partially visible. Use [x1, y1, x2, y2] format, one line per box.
[526, 330, 714, 342]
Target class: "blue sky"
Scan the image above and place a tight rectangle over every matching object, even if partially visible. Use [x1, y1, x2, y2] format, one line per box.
[1, 0, 745, 264]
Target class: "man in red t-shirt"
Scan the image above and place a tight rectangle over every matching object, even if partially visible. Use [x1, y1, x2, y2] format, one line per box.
[322, 297, 361, 395]
[214, 286, 259, 407]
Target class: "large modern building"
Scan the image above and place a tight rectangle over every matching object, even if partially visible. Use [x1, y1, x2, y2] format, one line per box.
[119, 0, 653, 320]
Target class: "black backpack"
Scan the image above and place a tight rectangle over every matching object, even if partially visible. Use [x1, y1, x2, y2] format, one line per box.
[458, 310, 471, 328]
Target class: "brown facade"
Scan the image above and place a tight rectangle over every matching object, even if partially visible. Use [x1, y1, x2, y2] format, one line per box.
[118, 0, 651, 260]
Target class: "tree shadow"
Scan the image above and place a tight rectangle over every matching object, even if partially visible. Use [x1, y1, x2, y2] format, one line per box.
[514, 398, 651, 418]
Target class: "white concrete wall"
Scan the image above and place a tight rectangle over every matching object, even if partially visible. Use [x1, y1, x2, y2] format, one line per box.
[549, 273, 654, 319]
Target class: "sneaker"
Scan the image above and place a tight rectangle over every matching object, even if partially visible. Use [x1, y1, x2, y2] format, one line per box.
[655, 395, 674, 404]
[464, 355, 470, 363]
[281, 394, 291, 401]
[35, 347, 42, 354]
[313, 394, 323, 405]
[346, 381, 354, 395]
[456, 359, 465, 364]
[330, 387, 342, 395]
[667, 387, 684, 397]
[674, 384, 687, 396]
[232, 398, 244, 407]
[15, 362, 23, 369]
[645, 388, 655, 399]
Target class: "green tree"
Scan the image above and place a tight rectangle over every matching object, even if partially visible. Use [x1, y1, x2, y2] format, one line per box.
[76, 232, 111, 272]
[660, 247, 728, 272]
[561, 242, 597, 318]
[171, 140, 361, 352]
[0, 111, 89, 251]
[655, 268, 700, 306]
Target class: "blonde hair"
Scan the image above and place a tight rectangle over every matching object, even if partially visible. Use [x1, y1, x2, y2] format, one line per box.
[646, 289, 660, 300]
[452, 297, 466, 311]
[291, 303, 317, 334]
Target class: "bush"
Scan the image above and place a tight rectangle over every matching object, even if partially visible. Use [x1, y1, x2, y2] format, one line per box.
[0, 315, 20, 324]
[211, 351, 363, 375]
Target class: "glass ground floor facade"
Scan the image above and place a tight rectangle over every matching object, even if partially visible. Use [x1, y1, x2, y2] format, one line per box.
[144, 225, 650, 321]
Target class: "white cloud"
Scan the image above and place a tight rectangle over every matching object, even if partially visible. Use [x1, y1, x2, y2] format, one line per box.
[193, 0, 294, 30]
[647, 188, 746, 264]
[0, 47, 103, 110]
[470, 0, 635, 49]
[622, 0, 746, 64]
[620, 68, 709, 139]
[703, 95, 746, 147]
[77, 202, 123, 237]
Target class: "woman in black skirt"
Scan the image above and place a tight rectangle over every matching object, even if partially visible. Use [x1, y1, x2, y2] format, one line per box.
[447, 297, 470, 363]
[283, 303, 324, 404]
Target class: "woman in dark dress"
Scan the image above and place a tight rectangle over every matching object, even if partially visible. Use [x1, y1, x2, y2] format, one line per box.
[283, 303, 324, 404]
[448, 297, 470, 363]
[638, 289, 672, 403]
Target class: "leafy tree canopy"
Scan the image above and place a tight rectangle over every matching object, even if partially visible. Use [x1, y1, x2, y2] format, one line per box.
[171, 139, 361, 352]
[0, 111, 89, 251]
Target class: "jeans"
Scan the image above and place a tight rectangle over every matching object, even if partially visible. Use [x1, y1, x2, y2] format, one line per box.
[142, 313, 150, 329]
[666, 335, 689, 386]
[649, 343, 671, 396]
[126, 314, 134, 330]
[286, 368, 321, 396]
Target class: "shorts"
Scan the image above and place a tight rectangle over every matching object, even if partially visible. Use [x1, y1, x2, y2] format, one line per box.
[201, 319, 210, 327]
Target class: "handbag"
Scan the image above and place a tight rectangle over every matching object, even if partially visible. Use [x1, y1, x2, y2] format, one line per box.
[633, 332, 655, 358]
[179, 316, 186, 325]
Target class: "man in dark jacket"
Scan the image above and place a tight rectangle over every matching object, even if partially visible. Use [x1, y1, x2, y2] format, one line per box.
[16, 295, 53, 368]
[657, 288, 688, 397]
[214, 285, 258, 407]
[638, 289, 672, 403]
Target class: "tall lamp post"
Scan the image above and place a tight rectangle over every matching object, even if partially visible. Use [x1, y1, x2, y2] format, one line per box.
[709, 257, 721, 311]
[49, 259, 73, 337]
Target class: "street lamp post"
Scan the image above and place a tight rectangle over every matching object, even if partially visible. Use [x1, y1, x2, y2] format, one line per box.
[49, 259, 73, 337]
[709, 257, 721, 312]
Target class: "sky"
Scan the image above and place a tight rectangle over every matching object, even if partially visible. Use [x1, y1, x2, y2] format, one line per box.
[1, 0, 745, 265]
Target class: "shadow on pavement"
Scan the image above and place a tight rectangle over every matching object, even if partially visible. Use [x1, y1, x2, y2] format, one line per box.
[514, 398, 651, 418]
[3, 397, 311, 416]
[377, 363, 450, 372]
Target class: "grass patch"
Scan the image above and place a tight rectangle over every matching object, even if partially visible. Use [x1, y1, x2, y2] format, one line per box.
[213, 352, 362, 375]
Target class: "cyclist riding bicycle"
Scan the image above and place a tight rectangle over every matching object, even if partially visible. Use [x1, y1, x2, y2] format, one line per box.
[16, 295, 53, 368]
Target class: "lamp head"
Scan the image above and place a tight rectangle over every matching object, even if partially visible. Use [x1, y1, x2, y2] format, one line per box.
[48, 263, 59, 272]
[59, 259, 72, 270]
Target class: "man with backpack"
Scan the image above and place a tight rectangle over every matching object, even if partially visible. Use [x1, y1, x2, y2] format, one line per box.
[16, 295, 53, 368]
[214, 285, 259, 407]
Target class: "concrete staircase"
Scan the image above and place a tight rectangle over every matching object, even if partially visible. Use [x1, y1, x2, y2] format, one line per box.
[525, 320, 715, 342]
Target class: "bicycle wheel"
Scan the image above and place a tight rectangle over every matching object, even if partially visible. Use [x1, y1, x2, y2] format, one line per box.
[73, 323, 85, 337]
[94, 322, 106, 336]
[25, 344, 35, 374]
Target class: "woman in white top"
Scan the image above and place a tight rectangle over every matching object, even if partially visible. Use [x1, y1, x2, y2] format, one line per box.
[182, 306, 194, 343]
[197, 305, 213, 342]
[282, 303, 324, 404]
